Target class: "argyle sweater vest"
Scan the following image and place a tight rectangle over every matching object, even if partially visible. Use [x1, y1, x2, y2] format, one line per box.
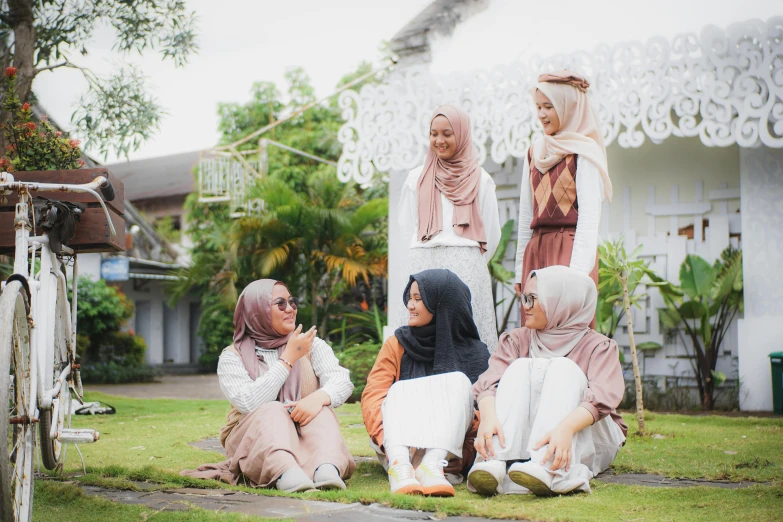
[528, 150, 579, 229]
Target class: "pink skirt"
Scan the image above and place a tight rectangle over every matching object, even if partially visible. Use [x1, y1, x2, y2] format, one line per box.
[520, 226, 598, 327]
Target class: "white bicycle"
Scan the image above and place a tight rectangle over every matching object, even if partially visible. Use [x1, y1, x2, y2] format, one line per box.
[0, 171, 116, 522]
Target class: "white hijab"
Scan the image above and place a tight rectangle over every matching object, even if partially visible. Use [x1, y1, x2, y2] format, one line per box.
[527, 265, 597, 359]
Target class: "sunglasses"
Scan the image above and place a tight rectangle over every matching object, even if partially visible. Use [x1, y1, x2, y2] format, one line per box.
[521, 292, 538, 309]
[272, 297, 299, 311]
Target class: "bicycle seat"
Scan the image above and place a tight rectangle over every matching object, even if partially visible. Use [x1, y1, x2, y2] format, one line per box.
[33, 197, 86, 254]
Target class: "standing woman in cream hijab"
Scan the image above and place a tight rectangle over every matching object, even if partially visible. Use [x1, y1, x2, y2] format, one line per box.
[513, 71, 612, 326]
[398, 105, 502, 353]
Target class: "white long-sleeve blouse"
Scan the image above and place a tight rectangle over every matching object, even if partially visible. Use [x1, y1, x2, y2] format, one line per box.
[217, 337, 354, 414]
[398, 166, 502, 259]
[514, 155, 604, 283]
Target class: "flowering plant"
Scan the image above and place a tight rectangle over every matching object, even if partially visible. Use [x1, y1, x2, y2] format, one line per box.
[1, 67, 85, 172]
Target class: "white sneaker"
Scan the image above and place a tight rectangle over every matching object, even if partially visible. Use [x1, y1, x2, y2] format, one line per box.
[415, 460, 454, 497]
[508, 461, 555, 496]
[388, 459, 423, 495]
[467, 459, 506, 496]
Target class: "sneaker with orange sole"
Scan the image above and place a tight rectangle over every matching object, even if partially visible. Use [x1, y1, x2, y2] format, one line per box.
[415, 460, 455, 497]
[388, 459, 424, 495]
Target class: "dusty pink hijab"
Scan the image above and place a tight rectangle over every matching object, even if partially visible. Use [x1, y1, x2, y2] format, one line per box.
[233, 279, 301, 402]
[527, 265, 597, 359]
[417, 105, 488, 253]
[531, 71, 612, 201]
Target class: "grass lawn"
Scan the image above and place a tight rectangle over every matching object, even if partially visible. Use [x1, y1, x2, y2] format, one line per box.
[33, 392, 783, 521]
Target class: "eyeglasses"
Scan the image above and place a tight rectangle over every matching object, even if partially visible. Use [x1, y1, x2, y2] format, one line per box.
[521, 293, 538, 309]
[272, 297, 299, 311]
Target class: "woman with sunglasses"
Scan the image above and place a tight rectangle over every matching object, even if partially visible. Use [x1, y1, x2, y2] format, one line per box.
[182, 279, 355, 492]
[467, 266, 626, 497]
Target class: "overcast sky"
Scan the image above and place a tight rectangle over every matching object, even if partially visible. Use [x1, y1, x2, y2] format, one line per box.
[31, 0, 782, 164]
[32, 0, 433, 164]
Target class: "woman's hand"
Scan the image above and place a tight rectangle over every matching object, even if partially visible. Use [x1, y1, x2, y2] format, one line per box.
[282, 324, 316, 363]
[287, 390, 331, 426]
[474, 414, 505, 460]
[514, 283, 522, 297]
[533, 425, 574, 471]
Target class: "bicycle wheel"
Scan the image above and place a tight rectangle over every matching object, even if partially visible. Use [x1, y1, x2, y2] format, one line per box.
[0, 281, 35, 522]
[39, 267, 72, 471]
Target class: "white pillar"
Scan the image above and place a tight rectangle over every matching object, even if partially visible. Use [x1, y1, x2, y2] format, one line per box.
[738, 146, 783, 411]
[384, 169, 410, 341]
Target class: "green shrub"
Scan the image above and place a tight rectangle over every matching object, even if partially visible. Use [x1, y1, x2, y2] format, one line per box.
[72, 276, 158, 384]
[80, 361, 162, 384]
[196, 293, 236, 371]
[337, 341, 381, 403]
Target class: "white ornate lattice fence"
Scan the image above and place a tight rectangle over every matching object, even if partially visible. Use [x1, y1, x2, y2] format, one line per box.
[337, 17, 783, 184]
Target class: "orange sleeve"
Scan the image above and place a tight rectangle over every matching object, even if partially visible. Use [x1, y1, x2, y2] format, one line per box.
[360, 337, 402, 450]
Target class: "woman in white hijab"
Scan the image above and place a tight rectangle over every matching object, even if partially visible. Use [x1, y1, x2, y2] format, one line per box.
[468, 266, 627, 496]
[513, 71, 612, 328]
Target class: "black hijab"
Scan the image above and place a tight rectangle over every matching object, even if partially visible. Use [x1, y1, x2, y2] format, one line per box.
[394, 269, 489, 383]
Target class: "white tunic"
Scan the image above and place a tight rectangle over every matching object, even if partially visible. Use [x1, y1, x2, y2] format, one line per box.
[217, 337, 354, 414]
[514, 156, 605, 283]
[398, 166, 502, 259]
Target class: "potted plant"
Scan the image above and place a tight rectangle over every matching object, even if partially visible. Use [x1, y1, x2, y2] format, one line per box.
[0, 67, 125, 253]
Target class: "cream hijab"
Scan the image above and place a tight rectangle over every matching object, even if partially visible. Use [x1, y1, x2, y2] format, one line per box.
[527, 265, 597, 359]
[531, 71, 612, 201]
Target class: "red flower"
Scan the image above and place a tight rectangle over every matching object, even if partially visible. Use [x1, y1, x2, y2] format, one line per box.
[69, 139, 80, 148]
[5, 144, 14, 151]
[4, 67, 16, 78]
[55, 131, 62, 137]
[0, 158, 8, 168]
[21, 102, 30, 111]
[6, 164, 14, 172]
[26, 122, 36, 130]
[78, 159, 85, 167]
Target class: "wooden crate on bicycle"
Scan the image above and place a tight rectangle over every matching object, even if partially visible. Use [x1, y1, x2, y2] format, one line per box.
[0, 167, 125, 254]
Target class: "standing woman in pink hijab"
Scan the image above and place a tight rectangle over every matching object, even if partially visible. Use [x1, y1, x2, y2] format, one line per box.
[513, 71, 612, 326]
[398, 105, 501, 353]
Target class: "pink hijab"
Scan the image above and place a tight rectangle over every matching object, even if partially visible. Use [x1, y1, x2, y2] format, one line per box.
[531, 71, 613, 201]
[233, 279, 301, 402]
[417, 105, 488, 253]
[527, 265, 597, 359]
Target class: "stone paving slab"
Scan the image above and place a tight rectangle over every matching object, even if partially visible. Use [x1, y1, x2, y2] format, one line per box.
[78, 483, 505, 521]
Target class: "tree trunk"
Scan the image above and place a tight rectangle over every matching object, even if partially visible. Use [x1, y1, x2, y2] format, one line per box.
[310, 281, 318, 330]
[2, 0, 37, 152]
[623, 273, 646, 435]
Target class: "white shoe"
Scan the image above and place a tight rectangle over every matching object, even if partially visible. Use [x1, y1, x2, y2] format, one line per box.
[508, 461, 555, 496]
[313, 464, 346, 490]
[388, 459, 423, 495]
[467, 459, 506, 496]
[276, 466, 316, 493]
[415, 460, 454, 497]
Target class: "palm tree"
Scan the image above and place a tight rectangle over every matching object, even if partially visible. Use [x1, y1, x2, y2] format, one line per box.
[233, 171, 388, 332]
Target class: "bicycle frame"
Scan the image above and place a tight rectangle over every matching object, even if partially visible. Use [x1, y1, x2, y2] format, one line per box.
[1, 172, 113, 434]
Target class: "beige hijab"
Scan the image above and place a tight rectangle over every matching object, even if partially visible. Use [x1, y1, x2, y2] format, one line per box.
[531, 71, 612, 201]
[527, 265, 597, 359]
[417, 105, 488, 253]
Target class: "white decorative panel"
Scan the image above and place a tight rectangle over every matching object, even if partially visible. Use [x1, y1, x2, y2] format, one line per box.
[338, 17, 783, 183]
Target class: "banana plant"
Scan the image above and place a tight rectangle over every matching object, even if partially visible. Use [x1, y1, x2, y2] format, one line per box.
[655, 248, 743, 410]
[487, 219, 519, 334]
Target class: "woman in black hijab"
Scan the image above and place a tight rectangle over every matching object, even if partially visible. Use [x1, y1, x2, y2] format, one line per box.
[362, 269, 490, 497]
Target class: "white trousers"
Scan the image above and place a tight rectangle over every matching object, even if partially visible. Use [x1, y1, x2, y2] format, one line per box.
[381, 372, 474, 458]
[490, 358, 625, 493]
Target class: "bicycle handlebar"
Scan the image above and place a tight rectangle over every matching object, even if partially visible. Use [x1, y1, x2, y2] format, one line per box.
[0, 175, 117, 237]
